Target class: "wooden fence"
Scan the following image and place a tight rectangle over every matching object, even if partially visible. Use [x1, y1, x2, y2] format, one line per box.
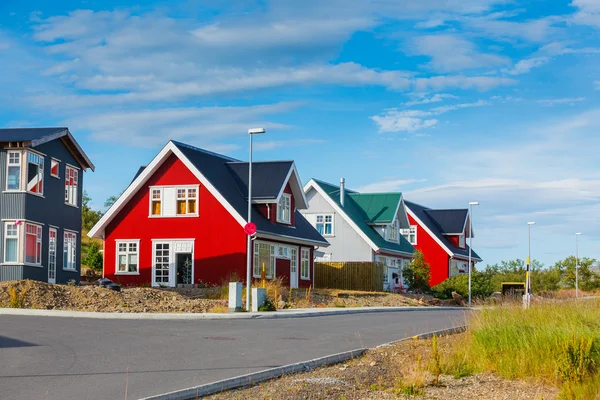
[314, 262, 384, 292]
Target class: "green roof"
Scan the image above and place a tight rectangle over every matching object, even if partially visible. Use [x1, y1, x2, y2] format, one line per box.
[348, 193, 402, 223]
[312, 179, 414, 256]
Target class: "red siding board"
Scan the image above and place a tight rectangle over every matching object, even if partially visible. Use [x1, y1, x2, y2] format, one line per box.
[103, 154, 312, 288]
[407, 214, 450, 287]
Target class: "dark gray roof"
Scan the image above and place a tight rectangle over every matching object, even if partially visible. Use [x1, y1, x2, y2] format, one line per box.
[406, 201, 481, 261]
[0, 127, 94, 171]
[0, 127, 68, 142]
[227, 161, 293, 200]
[424, 209, 468, 234]
[132, 166, 147, 184]
[171, 141, 328, 245]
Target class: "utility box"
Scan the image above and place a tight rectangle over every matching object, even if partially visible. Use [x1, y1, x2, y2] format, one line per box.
[251, 287, 267, 312]
[501, 282, 525, 296]
[228, 282, 243, 312]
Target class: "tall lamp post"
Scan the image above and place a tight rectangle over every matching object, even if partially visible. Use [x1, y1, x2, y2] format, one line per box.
[575, 232, 582, 298]
[525, 221, 535, 308]
[246, 128, 266, 311]
[468, 201, 479, 308]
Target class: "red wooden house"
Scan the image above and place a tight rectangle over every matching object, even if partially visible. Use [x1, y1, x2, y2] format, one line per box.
[88, 141, 328, 288]
[403, 201, 482, 287]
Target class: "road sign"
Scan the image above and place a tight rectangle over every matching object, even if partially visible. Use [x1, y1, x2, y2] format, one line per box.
[244, 222, 257, 236]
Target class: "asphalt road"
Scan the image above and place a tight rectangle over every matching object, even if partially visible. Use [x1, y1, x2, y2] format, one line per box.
[0, 310, 466, 400]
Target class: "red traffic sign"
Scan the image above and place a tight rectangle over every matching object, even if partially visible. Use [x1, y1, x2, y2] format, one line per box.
[244, 222, 257, 236]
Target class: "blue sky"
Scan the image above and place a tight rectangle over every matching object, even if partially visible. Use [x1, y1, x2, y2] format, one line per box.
[1, 0, 599, 267]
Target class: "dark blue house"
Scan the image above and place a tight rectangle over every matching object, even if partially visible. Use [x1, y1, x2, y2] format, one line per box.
[0, 128, 94, 284]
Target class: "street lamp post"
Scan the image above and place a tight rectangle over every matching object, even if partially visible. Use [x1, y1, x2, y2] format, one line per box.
[525, 222, 535, 308]
[575, 232, 582, 298]
[468, 201, 479, 308]
[246, 128, 266, 311]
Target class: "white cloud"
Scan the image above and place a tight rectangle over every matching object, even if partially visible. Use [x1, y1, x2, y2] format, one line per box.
[370, 100, 489, 133]
[410, 34, 510, 72]
[403, 93, 458, 106]
[463, 16, 559, 43]
[571, 0, 600, 28]
[503, 42, 600, 75]
[537, 97, 585, 106]
[66, 102, 300, 148]
[594, 80, 600, 90]
[357, 178, 426, 192]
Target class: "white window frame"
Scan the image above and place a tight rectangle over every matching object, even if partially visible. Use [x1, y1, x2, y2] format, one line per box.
[24, 222, 43, 266]
[116, 240, 140, 275]
[63, 230, 77, 271]
[6, 151, 22, 191]
[389, 220, 398, 242]
[277, 194, 292, 224]
[50, 158, 60, 178]
[48, 227, 57, 283]
[402, 225, 417, 245]
[300, 247, 310, 280]
[3, 222, 20, 264]
[315, 213, 334, 236]
[26, 151, 45, 196]
[176, 187, 198, 216]
[65, 165, 79, 207]
[149, 185, 199, 218]
[459, 234, 465, 249]
[254, 241, 275, 279]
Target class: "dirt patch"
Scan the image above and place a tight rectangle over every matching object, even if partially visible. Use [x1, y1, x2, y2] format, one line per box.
[0, 280, 226, 313]
[207, 334, 558, 400]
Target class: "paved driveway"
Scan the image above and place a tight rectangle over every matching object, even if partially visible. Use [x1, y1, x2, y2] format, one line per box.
[0, 310, 466, 400]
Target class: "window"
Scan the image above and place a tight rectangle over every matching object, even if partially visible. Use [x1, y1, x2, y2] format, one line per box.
[117, 241, 139, 274]
[277, 194, 291, 224]
[459, 234, 465, 248]
[389, 220, 398, 241]
[277, 246, 290, 259]
[48, 228, 57, 282]
[290, 247, 298, 278]
[315, 214, 333, 236]
[402, 226, 417, 245]
[65, 166, 79, 206]
[25, 223, 42, 265]
[254, 242, 275, 278]
[154, 243, 170, 284]
[151, 189, 162, 215]
[51, 159, 60, 178]
[176, 188, 197, 215]
[300, 248, 310, 280]
[6, 151, 21, 191]
[63, 231, 77, 270]
[315, 253, 331, 262]
[149, 186, 199, 217]
[27, 152, 44, 195]
[4, 223, 19, 263]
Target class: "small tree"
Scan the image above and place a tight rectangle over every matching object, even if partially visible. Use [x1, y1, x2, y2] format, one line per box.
[85, 242, 103, 271]
[404, 250, 431, 292]
[82, 191, 102, 231]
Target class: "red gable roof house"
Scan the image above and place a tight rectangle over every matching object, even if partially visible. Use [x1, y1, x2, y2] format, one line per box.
[403, 201, 482, 287]
[88, 141, 328, 288]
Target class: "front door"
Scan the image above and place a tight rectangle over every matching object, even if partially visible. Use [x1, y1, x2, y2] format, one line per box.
[153, 242, 171, 287]
[48, 228, 57, 284]
[289, 248, 298, 288]
[176, 253, 193, 285]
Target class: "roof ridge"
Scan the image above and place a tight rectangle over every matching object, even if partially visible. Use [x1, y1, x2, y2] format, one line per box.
[227, 160, 294, 164]
[311, 178, 358, 193]
[170, 140, 240, 162]
[349, 191, 402, 196]
[425, 208, 468, 212]
[0, 127, 67, 130]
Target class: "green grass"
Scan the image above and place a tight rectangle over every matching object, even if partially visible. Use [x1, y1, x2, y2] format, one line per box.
[444, 300, 600, 399]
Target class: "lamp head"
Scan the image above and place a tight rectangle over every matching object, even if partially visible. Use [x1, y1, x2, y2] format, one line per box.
[527, 222, 536, 225]
[248, 128, 266, 135]
[576, 232, 582, 236]
[469, 202, 479, 206]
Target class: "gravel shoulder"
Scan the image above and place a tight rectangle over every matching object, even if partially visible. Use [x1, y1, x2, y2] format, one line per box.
[207, 334, 558, 400]
[0, 280, 453, 313]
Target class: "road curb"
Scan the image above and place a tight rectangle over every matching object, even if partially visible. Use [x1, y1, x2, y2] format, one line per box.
[139, 326, 466, 400]
[0, 306, 465, 320]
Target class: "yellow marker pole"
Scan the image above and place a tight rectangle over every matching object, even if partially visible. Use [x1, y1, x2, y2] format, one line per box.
[261, 262, 266, 288]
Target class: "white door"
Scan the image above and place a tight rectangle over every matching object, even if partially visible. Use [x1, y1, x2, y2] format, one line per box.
[290, 247, 299, 289]
[48, 228, 57, 284]
[153, 242, 172, 287]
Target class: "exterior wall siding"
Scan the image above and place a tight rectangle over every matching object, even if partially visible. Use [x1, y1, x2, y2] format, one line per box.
[407, 214, 450, 287]
[104, 154, 312, 287]
[0, 139, 86, 284]
[301, 188, 373, 262]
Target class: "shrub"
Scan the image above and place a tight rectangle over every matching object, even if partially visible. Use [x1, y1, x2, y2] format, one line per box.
[84, 242, 103, 271]
[432, 271, 495, 299]
[8, 282, 30, 308]
[404, 250, 431, 292]
[258, 297, 277, 312]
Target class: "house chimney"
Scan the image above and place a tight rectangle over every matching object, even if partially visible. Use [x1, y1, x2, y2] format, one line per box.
[340, 178, 345, 207]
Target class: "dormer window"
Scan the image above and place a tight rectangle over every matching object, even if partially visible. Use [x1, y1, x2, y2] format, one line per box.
[277, 194, 291, 224]
[6, 151, 21, 191]
[402, 226, 417, 245]
[389, 220, 398, 241]
[459, 234, 465, 248]
[27, 152, 44, 195]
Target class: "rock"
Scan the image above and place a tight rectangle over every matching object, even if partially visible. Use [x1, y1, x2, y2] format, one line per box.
[277, 300, 286, 309]
[451, 291, 466, 306]
[369, 361, 377, 367]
